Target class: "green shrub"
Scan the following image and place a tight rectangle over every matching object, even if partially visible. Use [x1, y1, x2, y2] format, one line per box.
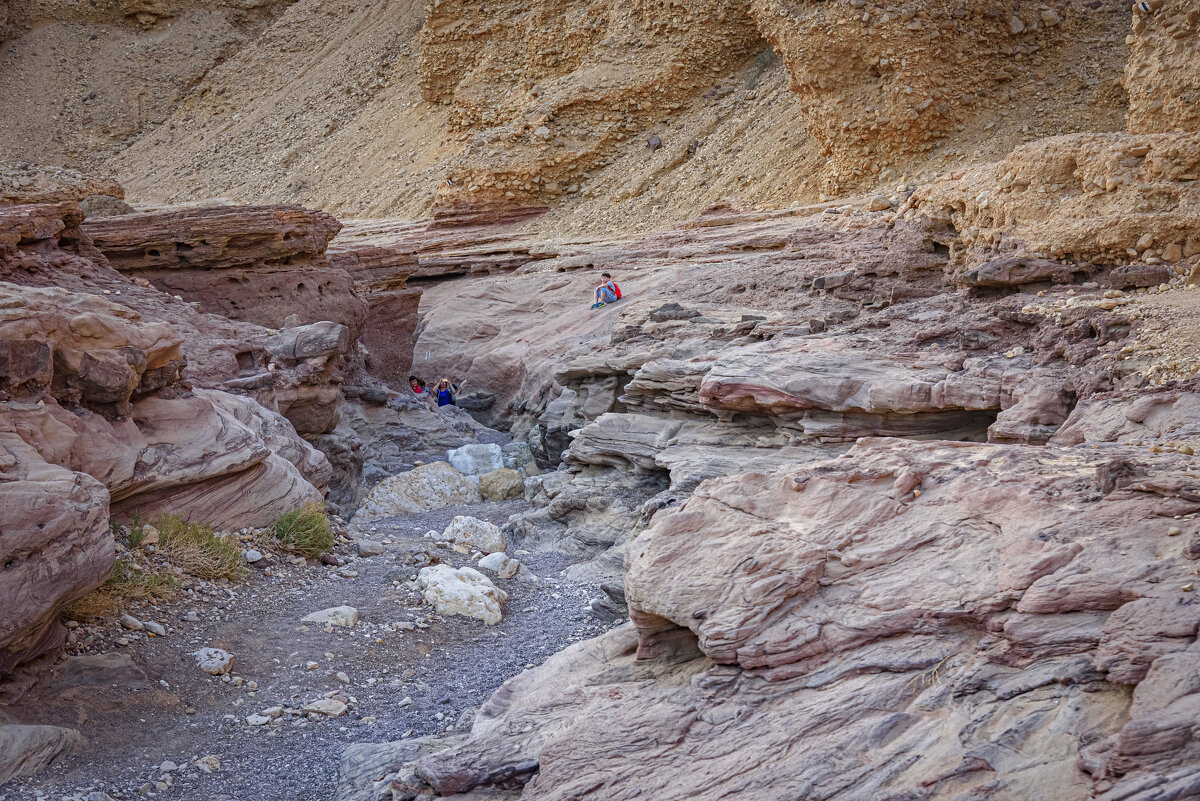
[273, 502, 333, 559]
[154, 514, 246, 581]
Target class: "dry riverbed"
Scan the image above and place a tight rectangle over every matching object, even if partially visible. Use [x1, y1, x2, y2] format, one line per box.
[2, 499, 617, 801]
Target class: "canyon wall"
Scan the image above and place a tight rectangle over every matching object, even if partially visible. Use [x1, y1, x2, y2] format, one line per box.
[0, 0, 1132, 235]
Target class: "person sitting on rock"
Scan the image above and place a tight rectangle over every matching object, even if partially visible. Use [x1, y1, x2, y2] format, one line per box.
[434, 377, 459, 407]
[591, 273, 622, 309]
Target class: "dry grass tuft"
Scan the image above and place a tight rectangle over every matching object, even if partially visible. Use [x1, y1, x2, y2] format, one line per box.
[273, 502, 333, 559]
[67, 558, 178, 620]
[67, 513, 245, 619]
[154, 514, 246, 581]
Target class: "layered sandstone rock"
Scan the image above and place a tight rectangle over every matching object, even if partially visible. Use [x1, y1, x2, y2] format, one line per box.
[82, 205, 366, 335]
[0, 435, 111, 674]
[0, 281, 326, 526]
[0, 195, 341, 675]
[419, 435, 1200, 799]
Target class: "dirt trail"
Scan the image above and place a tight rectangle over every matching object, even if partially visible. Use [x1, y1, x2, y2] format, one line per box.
[3, 499, 615, 801]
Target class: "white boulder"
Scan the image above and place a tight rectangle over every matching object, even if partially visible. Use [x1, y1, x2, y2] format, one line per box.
[442, 515, 507, 554]
[352, 462, 481, 523]
[418, 565, 508, 625]
[301, 606, 360, 627]
[446, 443, 504, 476]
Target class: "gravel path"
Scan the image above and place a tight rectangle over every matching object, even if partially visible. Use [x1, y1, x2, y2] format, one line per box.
[3, 499, 618, 801]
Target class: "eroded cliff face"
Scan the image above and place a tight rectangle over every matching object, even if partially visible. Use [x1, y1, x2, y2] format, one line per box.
[418, 0, 764, 213]
[0, 0, 297, 171]
[43, 0, 1129, 233]
[753, 0, 1129, 193]
[1124, 0, 1200, 135]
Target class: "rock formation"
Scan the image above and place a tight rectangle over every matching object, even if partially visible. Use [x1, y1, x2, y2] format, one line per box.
[82, 205, 361, 336]
[419, 432, 1200, 800]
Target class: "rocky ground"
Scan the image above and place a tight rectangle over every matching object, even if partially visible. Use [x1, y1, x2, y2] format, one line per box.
[1, 498, 616, 801]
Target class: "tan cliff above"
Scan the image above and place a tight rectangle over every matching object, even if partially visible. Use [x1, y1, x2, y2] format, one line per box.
[2, 0, 1176, 233]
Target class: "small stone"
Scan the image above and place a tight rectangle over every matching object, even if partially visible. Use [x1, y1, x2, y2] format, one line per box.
[194, 647, 234, 675]
[159, 760, 178, 773]
[120, 614, 144, 631]
[144, 621, 166, 637]
[1169, 527, 1183, 536]
[306, 661, 319, 670]
[336, 671, 351, 684]
[301, 606, 359, 627]
[245, 549, 264, 564]
[116, 637, 130, 647]
[261, 705, 284, 718]
[193, 755, 221, 773]
[184, 611, 200, 623]
[1183, 583, 1195, 592]
[303, 698, 348, 717]
[357, 540, 384, 557]
[246, 714, 271, 726]
[868, 195, 892, 211]
[1008, 15, 1025, 33]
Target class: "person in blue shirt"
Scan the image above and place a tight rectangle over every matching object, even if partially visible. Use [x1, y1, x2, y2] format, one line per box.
[590, 273, 621, 309]
[434, 377, 459, 407]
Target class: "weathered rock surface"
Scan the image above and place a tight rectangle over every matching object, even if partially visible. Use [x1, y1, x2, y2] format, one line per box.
[750, 0, 1124, 192]
[478, 467, 524, 502]
[0, 435, 111, 674]
[447, 443, 503, 476]
[0, 723, 83, 784]
[418, 565, 507, 626]
[1124, 0, 1200, 135]
[421, 436, 1200, 799]
[910, 132, 1200, 269]
[82, 205, 366, 335]
[353, 462, 481, 523]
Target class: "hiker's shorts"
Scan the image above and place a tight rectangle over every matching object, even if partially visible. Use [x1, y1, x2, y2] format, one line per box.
[599, 287, 618, 303]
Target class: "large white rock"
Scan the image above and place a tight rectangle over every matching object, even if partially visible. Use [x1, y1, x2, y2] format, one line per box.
[418, 565, 508, 625]
[442, 515, 507, 554]
[301, 606, 360, 627]
[446, 443, 504, 476]
[352, 462, 481, 523]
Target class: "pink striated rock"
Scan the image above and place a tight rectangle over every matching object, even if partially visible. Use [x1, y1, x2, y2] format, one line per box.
[419, 438, 1200, 800]
[0, 434, 112, 674]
